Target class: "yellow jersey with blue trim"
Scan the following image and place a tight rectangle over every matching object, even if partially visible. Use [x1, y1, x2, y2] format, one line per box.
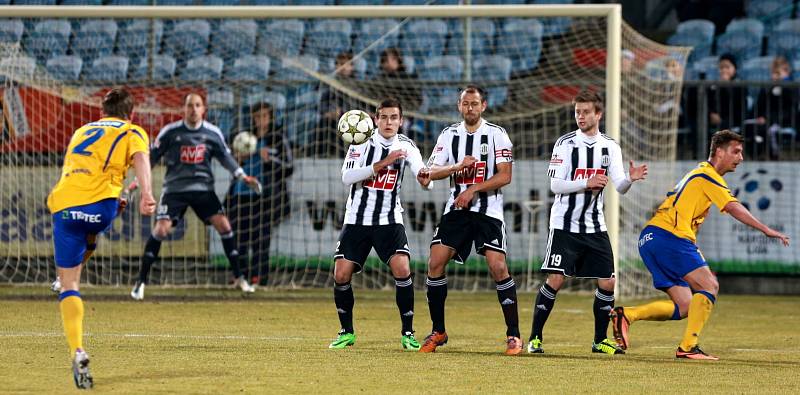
[646, 161, 738, 243]
[47, 117, 149, 214]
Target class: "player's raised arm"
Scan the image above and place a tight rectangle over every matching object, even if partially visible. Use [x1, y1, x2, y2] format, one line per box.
[340, 143, 375, 185]
[724, 201, 789, 246]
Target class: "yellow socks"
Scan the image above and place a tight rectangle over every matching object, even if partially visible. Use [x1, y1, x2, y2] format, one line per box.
[679, 291, 716, 351]
[625, 300, 679, 323]
[59, 290, 84, 357]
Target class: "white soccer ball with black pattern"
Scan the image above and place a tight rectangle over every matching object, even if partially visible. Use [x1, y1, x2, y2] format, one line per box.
[337, 109, 374, 145]
[232, 131, 258, 155]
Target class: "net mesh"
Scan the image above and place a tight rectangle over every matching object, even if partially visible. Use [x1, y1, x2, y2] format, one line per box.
[0, 10, 689, 297]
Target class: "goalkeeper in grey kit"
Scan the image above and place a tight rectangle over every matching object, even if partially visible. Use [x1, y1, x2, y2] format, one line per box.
[130, 93, 262, 300]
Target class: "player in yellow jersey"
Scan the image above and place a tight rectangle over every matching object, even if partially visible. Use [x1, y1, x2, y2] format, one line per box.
[610, 130, 789, 360]
[47, 88, 156, 389]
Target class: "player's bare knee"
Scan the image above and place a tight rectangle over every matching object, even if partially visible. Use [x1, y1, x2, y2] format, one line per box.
[707, 276, 719, 296]
[389, 256, 411, 278]
[153, 220, 172, 239]
[333, 259, 354, 283]
[598, 277, 615, 292]
[546, 274, 565, 291]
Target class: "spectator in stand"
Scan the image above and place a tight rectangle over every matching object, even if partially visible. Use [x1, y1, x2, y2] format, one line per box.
[748, 56, 796, 160]
[377, 47, 422, 142]
[708, 53, 747, 133]
[315, 52, 365, 158]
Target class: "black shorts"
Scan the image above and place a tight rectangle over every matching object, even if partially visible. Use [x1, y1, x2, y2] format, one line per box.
[157, 191, 224, 225]
[430, 210, 506, 264]
[540, 229, 614, 279]
[334, 224, 410, 272]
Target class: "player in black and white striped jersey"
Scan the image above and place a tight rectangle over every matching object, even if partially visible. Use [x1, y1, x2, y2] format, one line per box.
[329, 98, 432, 351]
[527, 90, 648, 355]
[418, 85, 522, 355]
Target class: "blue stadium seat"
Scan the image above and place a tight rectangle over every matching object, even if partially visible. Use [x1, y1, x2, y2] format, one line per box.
[0, 0, 11, 3]
[202, 0, 242, 5]
[258, 19, 304, 60]
[353, 18, 400, 76]
[226, 54, 270, 81]
[306, 19, 353, 61]
[0, 56, 37, 81]
[716, 18, 764, 63]
[180, 54, 224, 81]
[116, 19, 164, 64]
[23, 19, 71, 63]
[250, 0, 288, 4]
[497, 18, 542, 74]
[84, 55, 129, 82]
[388, 0, 457, 4]
[46, 55, 82, 81]
[400, 19, 448, 69]
[130, 54, 177, 81]
[448, 18, 496, 56]
[692, 55, 719, 80]
[768, 19, 800, 62]
[472, 55, 511, 108]
[72, 19, 118, 63]
[531, 0, 573, 37]
[284, 109, 319, 147]
[107, 0, 153, 4]
[0, 19, 24, 45]
[273, 55, 319, 82]
[741, 56, 774, 81]
[162, 19, 211, 66]
[12, 0, 56, 4]
[338, 0, 382, 4]
[159, 0, 196, 4]
[211, 19, 257, 61]
[320, 55, 366, 78]
[207, 89, 236, 138]
[60, 0, 102, 5]
[291, 0, 333, 4]
[419, 55, 463, 113]
[667, 19, 714, 63]
[746, 0, 791, 31]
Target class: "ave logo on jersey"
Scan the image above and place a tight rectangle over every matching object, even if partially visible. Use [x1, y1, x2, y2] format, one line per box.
[364, 169, 399, 190]
[573, 167, 606, 180]
[180, 144, 207, 164]
[455, 161, 487, 185]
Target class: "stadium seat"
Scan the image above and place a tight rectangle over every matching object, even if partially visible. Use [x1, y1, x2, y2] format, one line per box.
[337, 0, 383, 4]
[162, 19, 211, 66]
[45, 55, 82, 81]
[400, 19, 448, 68]
[107, 0, 153, 4]
[768, 20, 800, 62]
[258, 19, 305, 60]
[290, 0, 334, 4]
[129, 54, 177, 81]
[353, 18, 400, 76]
[497, 18, 542, 74]
[180, 54, 224, 81]
[531, 0, 573, 37]
[60, 0, 103, 5]
[273, 55, 319, 82]
[84, 55, 129, 82]
[284, 109, 320, 147]
[319, 55, 366, 78]
[692, 55, 719, 80]
[72, 19, 119, 63]
[250, 0, 289, 4]
[0, 19, 24, 45]
[0, 56, 37, 81]
[746, 0, 791, 31]
[471, 55, 511, 108]
[388, 0, 458, 4]
[306, 19, 353, 61]
[210, 19, 257, 61]
[667, 19, 714, 63]
[716, 19, 764, 64]
[225, 54, 270, 81]
[448, 18, 496, 56]
[206, 89, 236, 138]
[202, 0, 242, 5]
[0, 0, 10, 4]
[12, 0, 56, 4]
[741, 56, 774, 81]
[158, 0, 196, 4]
[419, 55, 463, 113]
[23, 19, 71, 63]
[116, 19, 164, 64]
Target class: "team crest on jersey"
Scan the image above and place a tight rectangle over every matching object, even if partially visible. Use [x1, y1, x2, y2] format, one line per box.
[573, 168, 606, 180]
[180, 144, 207, 164]
[364, 169, 398, 190]
[455, 161, 487, 185]
[549, 153, 563, 165]
[480, 143, 489, 155]
[601, 154, 610, 167]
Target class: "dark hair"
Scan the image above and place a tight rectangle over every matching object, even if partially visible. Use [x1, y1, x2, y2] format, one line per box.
[376, 98, 403, 117]
[459, 85, 488, 103]
[719, 53, 737, 69]
[380, 47, 406, 72]
[709, 129, 744, 157]
[182, 92, 206, 106]
[102, 88, 134, 119]
[572, 89, 604, 113]
[250, 101, 273, 116]
[336, 52, 354, 65]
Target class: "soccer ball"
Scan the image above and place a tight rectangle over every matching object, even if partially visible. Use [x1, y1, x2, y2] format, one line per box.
[338, 109, 374, 145]
[232, 131, 258, 155]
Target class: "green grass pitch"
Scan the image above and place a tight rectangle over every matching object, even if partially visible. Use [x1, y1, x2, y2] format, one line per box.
[1, 286, 798, 393]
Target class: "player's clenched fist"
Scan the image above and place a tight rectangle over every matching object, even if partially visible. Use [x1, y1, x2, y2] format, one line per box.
[586, 174, 608, 189]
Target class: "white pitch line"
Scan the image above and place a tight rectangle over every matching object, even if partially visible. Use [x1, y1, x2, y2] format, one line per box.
[0, 331, 304, 341]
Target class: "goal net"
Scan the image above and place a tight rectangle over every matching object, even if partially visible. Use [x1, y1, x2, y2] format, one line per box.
[0, 5, 689, 298]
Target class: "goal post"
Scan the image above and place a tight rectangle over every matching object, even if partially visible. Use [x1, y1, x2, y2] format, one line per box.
[0, 4, 685, 298]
